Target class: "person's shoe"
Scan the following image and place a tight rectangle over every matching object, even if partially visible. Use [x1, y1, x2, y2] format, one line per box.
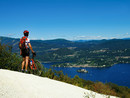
[21, 69, 24, 73]
[25, 70, 28, 73]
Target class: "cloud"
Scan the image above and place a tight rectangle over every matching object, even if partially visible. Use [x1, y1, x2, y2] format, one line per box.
[117, 33, 130, 38]
[74, 32, 130, 40]
[74, 35, 109, 40]
[7, 33, 15, 36]
[31, 37, 44, 40]
[40, 38, 44, 40]
[30, 38, 38, 40]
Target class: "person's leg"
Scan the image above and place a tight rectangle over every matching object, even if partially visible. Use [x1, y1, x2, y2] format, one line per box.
[22, 57, 25, 71]
[25, 56, 29, 72]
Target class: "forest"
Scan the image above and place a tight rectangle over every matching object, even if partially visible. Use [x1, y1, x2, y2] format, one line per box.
[0, 37, 130, 67]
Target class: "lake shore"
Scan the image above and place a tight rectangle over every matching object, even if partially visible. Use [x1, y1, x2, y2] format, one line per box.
[52, 63, 112, 68]
[67, 64, 108, 68]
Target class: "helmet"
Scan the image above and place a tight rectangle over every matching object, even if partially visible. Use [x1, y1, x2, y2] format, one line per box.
[23, 30, 29, 34]
[23, 30, 29, 36]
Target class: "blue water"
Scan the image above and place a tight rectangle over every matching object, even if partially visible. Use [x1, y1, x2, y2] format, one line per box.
[43, 63, 130, 88]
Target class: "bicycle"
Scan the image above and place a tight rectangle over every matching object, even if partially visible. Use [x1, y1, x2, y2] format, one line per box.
[18, 53, 43, 75]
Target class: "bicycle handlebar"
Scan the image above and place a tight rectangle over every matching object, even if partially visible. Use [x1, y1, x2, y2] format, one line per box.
[32, 52, 36, 59]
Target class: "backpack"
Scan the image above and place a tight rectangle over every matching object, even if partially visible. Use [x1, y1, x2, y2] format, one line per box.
[19, 36, 27, 50]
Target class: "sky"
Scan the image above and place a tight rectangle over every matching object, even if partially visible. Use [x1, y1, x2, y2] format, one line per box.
[0, 0, 130, 40]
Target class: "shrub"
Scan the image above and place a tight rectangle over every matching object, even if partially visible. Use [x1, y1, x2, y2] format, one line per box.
[0, 43, 21, 70]
[92, 82, 117, 96]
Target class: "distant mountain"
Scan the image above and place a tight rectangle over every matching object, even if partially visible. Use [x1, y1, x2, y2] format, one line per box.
[1, 36, 130, 62]
[0, 36, 20, 53]
[122, 38, 130, 40]
[1, 36, 130, 51]
[0, 36, 92, 53]
[95, 39, 130, 50]
[72, 40, 88, 42]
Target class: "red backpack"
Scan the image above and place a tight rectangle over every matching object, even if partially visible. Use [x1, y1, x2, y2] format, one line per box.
[19, 36, 27, 50]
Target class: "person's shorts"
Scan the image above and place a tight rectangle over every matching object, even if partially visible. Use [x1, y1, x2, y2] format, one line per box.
[21, 48, 30, 58]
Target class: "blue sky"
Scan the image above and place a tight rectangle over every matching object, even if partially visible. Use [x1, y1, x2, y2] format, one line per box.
[0, 0, 130, 40]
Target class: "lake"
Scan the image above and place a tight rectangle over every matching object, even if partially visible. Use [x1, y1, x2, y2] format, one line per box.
[42, 63, 130, 88]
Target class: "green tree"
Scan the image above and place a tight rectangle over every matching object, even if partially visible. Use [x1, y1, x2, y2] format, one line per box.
[0, 43, 21, 70]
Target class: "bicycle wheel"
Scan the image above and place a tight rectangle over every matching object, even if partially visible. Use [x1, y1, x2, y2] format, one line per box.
[34, 60, 43, 75]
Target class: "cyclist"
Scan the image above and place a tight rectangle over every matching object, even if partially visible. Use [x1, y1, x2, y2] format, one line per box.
[20, 30, 35, 72]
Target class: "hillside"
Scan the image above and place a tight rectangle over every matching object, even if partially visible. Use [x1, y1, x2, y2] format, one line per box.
[0, 36, 130, 66]
[0, 69, 117, 98]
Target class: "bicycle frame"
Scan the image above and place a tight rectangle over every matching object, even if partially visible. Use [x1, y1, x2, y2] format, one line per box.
[29, 59, 37, 70]
[29, 54, 37, 70]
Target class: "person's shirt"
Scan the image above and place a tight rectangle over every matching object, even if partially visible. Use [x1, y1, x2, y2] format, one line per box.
[25, 36, 30, 49]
